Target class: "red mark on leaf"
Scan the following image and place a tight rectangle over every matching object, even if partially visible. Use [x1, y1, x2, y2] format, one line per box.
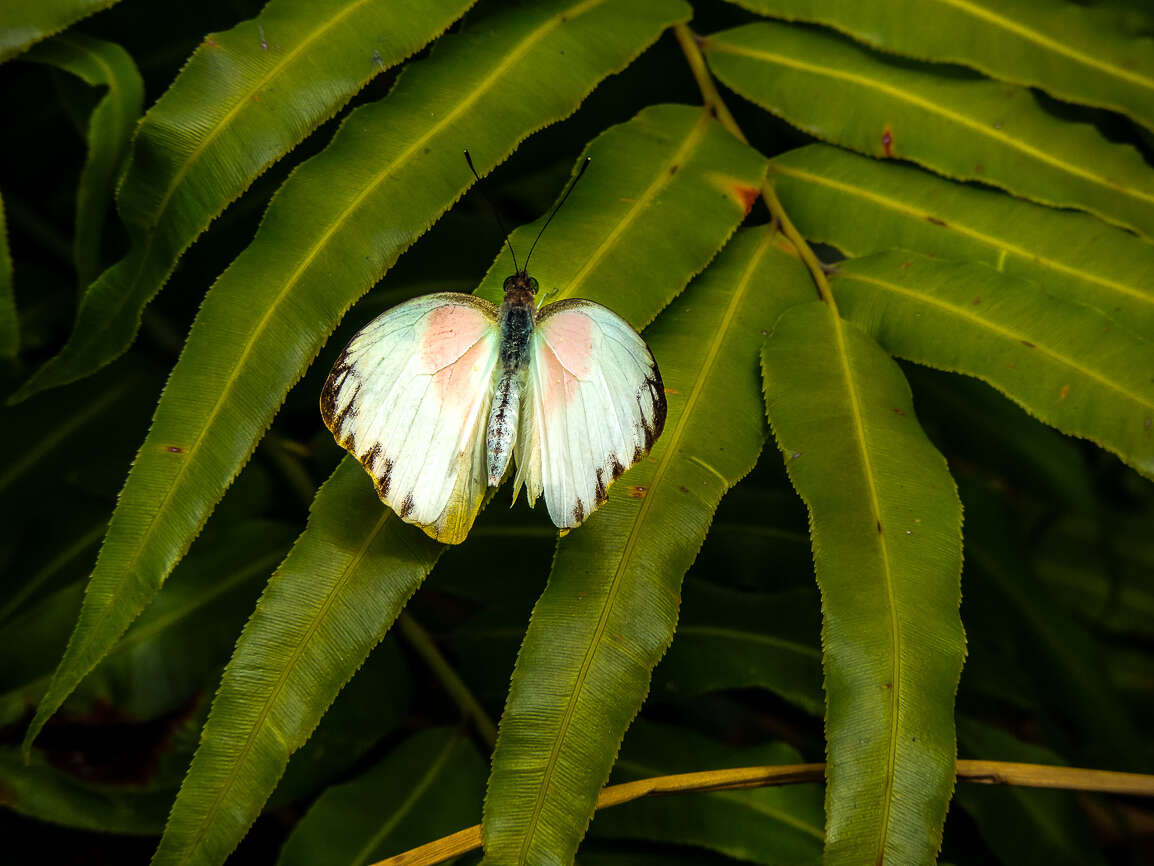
[1059, 385, 1070, 401]
[734, 185, 758, 215]
[881, 127, 894, 157]
[972, 297, 981, 305]
[166, 445, 184, 454]
[628, 486, 648, 499]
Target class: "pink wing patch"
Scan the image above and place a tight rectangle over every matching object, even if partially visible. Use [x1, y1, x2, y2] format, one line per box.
[418, 304, 495, 404]
[538, 309, 595, 414]
[420, 304, 492, 371]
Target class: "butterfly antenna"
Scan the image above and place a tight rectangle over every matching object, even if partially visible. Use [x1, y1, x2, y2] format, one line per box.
[523, 157, 591, 273]
[464, 149, 519, 273]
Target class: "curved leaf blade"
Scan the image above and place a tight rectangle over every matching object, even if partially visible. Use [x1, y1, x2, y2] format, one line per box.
[23, 0, 688, 756]
[0, 746, 172, 834]
[761, 302, 965, 865]
[772, 144, 1154, 342]
[12, 0, 477, 401]
[22, 32, 143, 287]
[731, 0, 1154, 134]
[277, 728, 486, 866]
[151, 459, 442, 866]
[0, 0, 120, 64]
[705, 21, 1154, 239]
[0, 192, 14, 360]
[832, 251, 1154, 479]
[483, 229, 814, 865]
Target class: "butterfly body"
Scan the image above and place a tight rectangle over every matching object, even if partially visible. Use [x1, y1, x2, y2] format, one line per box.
[321, 272, 665, 544]
[486, 272, 538, 484]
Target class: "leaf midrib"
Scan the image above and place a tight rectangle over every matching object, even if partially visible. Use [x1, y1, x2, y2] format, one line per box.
[516, 220, 771, 863]
[561, 112, 711, 303]
[827, 309, 901, 862]
[938, 0, 1154, 92]
[773, 162, 1154, 309]
[712, 39, 1154, 206]
[174, 512, 392, 865]
[840, 269, 1154, 411]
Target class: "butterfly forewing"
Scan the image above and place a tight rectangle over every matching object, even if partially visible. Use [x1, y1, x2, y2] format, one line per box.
[512, 299, 666, 527]
[321, 293, 501, 544]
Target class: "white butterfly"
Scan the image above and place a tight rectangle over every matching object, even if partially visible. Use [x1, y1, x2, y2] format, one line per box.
[320, 268, 666, 544]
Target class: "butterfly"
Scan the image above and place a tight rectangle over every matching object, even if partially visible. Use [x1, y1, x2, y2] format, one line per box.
[319, 157, 666, 544]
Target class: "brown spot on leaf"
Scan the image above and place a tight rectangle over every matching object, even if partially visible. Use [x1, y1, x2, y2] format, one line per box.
[926, 216, 946, 227]
[881, 127, 894, 157]
[900, 260, 911, 271]
[892, 407, 906, 416]
[734, 184, 759, 215]
[669, 163, 679, 175]
[1059, 385, 1070, 401]
[664, 387, 678, 395]
[679, 485, 689, 494]
[204, 37, 219, 47]
[1020, 340, 1036, 348]
[876, 519, 883, 534]
[974, 163, 985, 174]
[972, 297, 981, 305]
[628, 486, 647, 499]
[166, 445, 184, 454]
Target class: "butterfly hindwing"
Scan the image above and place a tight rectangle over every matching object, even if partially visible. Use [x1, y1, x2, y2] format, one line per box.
[321, 293, 501, 544]
[513, 299, 666, 528]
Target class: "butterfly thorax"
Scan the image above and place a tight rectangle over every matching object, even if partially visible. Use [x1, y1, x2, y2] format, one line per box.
[486, 272, 540, 485]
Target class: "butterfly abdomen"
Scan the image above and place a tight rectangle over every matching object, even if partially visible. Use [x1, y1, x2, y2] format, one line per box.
[487, 298, 535, 485]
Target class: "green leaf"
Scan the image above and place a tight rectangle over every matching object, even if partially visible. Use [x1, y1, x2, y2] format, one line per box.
[955, 719, 1106, 866]
[590, 720, 824, 865]
[0, 0, 121, 64]
[150, 459, 443, 866]
[761, 302, 965, 865]
[22, 33, 143, 287]
[277, 728, 487, 866]
[0, 746, 171, 835]
[23, 0, 688, 757]
[12, 0, 477, 400]
[0, 519, 293, 726]
[705, 21, 1154, 239]
[730, 0, 1154, 134]
[830, 251, 1154, 480]
[0, 192, 15, 360]
[771, 144, 1154, 342]
[653, 578, 823, 716]
[482, 228, 815, 865]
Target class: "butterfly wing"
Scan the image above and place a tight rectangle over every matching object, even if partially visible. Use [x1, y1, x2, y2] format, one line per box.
[513, 299, 666, 528]
[321, 293, 501, 544]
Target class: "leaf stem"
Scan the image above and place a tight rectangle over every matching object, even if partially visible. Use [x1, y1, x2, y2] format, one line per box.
[372, 758, 1154, 866]
[396, 612, 498, 749]
[672, 23, 837, 308]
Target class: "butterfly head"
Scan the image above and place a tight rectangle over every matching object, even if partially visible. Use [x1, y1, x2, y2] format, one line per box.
[503, 270, 539, 303]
